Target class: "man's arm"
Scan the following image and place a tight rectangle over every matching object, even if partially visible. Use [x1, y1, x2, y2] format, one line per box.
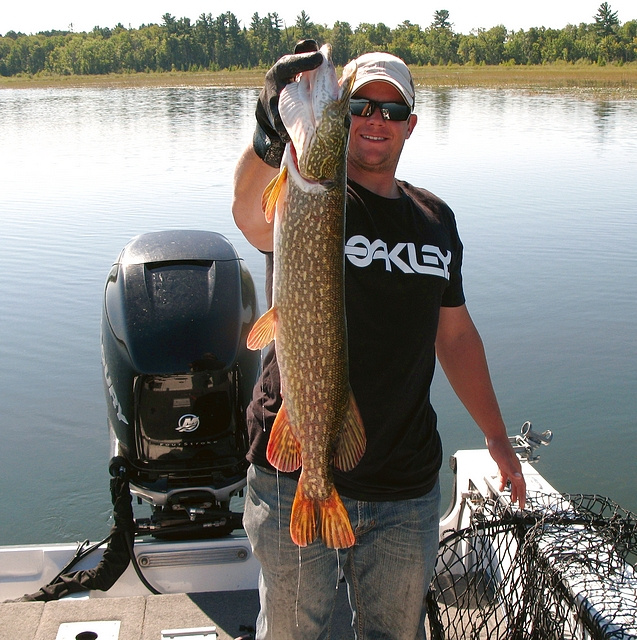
[231, 41, 322, 252]
[436, 304, 526, 508]
[232, 145, 277, 252]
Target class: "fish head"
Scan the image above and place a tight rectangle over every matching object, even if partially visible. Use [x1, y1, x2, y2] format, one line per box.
[279, 44, 357, 185]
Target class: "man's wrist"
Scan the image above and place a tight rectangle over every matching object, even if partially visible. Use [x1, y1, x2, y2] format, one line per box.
[252, 122, 284, 168]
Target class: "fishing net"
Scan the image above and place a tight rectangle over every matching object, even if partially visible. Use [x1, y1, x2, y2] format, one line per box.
[426, 492, 637, 640]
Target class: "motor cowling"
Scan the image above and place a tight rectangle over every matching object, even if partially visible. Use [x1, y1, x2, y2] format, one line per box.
[101, 230, 260, 535]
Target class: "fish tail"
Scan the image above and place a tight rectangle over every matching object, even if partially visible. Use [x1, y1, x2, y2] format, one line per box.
[290, 481, 355, 549]
[319, 487, 355, 549]
[290, 482, 317, 547]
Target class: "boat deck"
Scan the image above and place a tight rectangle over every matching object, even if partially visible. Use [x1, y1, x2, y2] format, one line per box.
[0, 587, 355, 640]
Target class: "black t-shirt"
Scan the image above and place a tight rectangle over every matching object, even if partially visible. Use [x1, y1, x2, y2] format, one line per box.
[245, 179, 465, 501]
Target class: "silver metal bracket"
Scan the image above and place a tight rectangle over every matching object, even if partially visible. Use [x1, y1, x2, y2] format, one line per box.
[509, 420, 553, 463]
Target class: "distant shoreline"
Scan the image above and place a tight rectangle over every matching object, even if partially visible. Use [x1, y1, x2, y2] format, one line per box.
[2, 62, 636, 98]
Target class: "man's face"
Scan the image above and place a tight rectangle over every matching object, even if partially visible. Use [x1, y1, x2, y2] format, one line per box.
[347, 81, 417, 177]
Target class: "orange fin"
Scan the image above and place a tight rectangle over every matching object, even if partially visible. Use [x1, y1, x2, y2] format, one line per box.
[290, 481, 317, 547]
[246, 306, 277, 350]
[319, 487, 355, 549]
[266, 401, 301, 472]
[261, 166, 288, 224]
[290, 481, 355, 549]
[333, 392, 366, 472]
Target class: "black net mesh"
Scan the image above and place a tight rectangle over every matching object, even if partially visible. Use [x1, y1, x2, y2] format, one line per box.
[427, 492, 637, 640]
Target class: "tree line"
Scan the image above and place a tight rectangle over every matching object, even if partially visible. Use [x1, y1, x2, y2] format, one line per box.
[1, 3, 635, 77]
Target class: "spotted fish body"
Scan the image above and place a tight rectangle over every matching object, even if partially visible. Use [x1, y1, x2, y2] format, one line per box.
[247, 45, 364, 549]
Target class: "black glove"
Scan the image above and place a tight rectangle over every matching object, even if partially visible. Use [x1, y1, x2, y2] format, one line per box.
[253, 40, 323, 167]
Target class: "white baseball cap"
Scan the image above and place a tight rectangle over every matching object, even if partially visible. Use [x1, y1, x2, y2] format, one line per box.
[351, 52, 415, 109]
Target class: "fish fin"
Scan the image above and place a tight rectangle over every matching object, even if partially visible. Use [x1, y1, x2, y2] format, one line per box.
[318, 487, 355, 549]
[333, 392, 366, 472]
[261, 166, 288, 224]
[290, 481, 317, 547]
[290, 479, 355, 549]
[266, 401, 301, 472]
[246, 306, 277, 350]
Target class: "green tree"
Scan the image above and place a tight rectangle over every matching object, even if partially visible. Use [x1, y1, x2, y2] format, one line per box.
[597, 34, 621, 62]
[503, 27, 546, 64]
[3, 7, 637, 77]
[195, 13, 216, 68]
[160, 13, 197, 70]
[296, 11, 318, 42]
[432, 10, 452, 30]
[0, 38, 10, 75]
[350, 22, 391, 57]
[222, 12, 247, 68]
[247, 13, 266, 65]
[617, 19, 637, 61]
[330, 21, 353, 66]
[425, 9, 458, 64]
[594, 2, 620, 37]
[458, 25, 506, 64]
[247, 12, 285, 65]
[389, 20, 423, 64]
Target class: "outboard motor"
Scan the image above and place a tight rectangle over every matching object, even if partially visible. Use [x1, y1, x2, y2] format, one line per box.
[101, 230, 260, 538]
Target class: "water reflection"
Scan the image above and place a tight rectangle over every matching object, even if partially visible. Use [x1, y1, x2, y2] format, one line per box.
[591, 99, 619, 142]
[421, 87, 454, 143]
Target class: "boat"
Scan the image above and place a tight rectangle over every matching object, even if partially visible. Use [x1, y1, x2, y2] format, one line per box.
[1, 230, 635, 640]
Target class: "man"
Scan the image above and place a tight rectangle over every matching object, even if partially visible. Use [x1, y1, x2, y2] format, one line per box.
[232, 43, 526, 640]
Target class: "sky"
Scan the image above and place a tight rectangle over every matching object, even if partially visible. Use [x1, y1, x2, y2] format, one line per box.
[2, 0, 636, 36]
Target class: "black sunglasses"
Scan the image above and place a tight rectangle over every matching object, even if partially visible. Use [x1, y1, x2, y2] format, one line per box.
[350, 98, 412, 122]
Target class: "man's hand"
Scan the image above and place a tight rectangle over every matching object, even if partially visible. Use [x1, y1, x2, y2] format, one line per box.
[485, 434, 527, 510]
[253, 40, 323, 167]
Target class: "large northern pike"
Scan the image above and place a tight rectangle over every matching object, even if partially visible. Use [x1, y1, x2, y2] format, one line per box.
[246, 45, 364, 549]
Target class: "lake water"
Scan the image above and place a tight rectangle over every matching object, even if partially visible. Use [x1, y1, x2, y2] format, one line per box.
[1, 84, 635, 546]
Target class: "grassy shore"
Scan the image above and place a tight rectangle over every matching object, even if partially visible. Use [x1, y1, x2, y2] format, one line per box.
[2, 62, 637, 97]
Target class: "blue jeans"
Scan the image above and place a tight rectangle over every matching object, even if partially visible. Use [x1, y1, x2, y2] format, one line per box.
[243, 464, 440, 640]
